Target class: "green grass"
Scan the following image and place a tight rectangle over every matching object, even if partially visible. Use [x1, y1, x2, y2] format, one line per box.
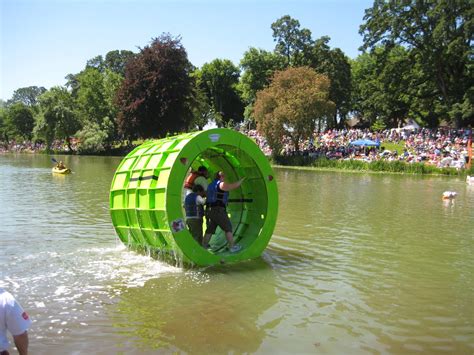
[273, 156, 468, 176]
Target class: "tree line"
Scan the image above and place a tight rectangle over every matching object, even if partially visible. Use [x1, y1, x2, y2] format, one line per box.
[0, 1, 472, 155]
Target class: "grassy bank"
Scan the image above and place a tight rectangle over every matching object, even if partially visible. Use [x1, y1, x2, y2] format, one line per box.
[273, 156, 473, 176]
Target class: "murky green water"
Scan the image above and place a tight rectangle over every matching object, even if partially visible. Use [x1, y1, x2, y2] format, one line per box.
[1, 154, 473, 354]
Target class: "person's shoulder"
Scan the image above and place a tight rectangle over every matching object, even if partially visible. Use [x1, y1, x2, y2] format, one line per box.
[0, 288, 15, 305]
[195, 176, 209, 185]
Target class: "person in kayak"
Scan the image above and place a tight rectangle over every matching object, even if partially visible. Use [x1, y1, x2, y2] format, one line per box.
[202, 171, 245, 253]
[184, 184, 206, 245]
[56, 161, 66, 170]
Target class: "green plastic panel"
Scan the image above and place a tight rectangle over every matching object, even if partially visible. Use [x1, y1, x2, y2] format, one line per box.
[109, 128, 278, 267]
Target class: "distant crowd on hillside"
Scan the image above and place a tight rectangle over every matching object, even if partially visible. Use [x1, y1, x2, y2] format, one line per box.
[0, 140, 77, 154]
[242, 127, 472, 169]
[1, 127, 471, 169]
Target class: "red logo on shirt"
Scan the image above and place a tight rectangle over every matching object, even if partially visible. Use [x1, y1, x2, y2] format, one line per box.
[22, 312, 29, 320]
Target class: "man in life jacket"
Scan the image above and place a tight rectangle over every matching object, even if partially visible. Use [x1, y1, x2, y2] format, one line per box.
[184, 184, 206, 245]
[184, 166, 209, 196]
[202, 171, 245, 253]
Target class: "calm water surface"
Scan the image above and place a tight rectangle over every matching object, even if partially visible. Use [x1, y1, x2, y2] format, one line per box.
[0, 154, 473, 354]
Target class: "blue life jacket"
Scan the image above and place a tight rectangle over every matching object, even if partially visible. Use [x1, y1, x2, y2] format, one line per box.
[184, 193, 204, 218]
[206, 178, 228, 207]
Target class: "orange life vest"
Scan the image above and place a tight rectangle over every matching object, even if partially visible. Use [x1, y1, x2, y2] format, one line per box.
[184, 172, 200, 189]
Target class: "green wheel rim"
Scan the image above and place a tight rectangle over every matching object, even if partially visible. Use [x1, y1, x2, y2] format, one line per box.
[109, 128, 278, 267]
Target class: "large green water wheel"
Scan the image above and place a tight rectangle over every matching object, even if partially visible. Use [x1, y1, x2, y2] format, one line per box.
[109, 128, 278, 267]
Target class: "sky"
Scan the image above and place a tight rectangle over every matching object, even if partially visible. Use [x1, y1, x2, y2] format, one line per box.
[0, 0, 374, 101]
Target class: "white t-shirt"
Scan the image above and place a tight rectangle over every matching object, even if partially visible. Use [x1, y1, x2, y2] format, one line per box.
[184, 175, 209, 196]
[0, 288, 32, 352]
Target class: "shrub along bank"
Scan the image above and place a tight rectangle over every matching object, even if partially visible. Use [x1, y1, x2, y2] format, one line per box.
[273, 156, 474, 176]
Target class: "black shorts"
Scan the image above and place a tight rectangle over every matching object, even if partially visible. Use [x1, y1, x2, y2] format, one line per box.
[205, 206, 232, 234]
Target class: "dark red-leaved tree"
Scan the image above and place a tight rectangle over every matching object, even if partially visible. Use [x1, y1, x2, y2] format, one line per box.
[116, 34, 194, 140]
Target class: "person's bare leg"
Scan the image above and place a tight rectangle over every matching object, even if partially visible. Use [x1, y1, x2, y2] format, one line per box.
[225, 231, 234, 248]
[202, 233, 211, 248]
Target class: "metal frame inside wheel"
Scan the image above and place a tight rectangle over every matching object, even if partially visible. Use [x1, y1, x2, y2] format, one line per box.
[109, 128, 278, 267]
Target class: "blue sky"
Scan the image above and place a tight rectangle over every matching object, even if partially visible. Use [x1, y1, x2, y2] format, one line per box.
[1, 0, 373, 100]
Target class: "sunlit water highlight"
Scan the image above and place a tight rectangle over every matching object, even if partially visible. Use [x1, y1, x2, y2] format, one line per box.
[0, 154, 473, 354]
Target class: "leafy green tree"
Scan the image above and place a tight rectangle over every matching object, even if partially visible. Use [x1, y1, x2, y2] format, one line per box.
[86, 55, 105, 72]
[65, 73, 80, 97]
[74, 67, 122, 151]
[76, 67, 109, 123]
[6, 102, 35, 140]
[189, 71, 213, 130]
[8, 86, 46, 107]
[197, 59, 244, 127]
[352, 46, 412, 128]
[306, 37, 352, 128]
[105, 50, 135, 76]
[35, 87, 80, 150]
[253, 67, 335, 156]
[116, 34, 194, 140]
[66, 50, 133, 98]
[0, 106, 8, 142]
[271, 15, 313, 66]
[76, 118, 115, 153]
[238, 48, 286, 105]
[360, 0, 473, 127]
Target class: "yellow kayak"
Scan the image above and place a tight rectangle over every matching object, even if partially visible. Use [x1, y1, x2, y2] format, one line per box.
[52, 167, 71, 174]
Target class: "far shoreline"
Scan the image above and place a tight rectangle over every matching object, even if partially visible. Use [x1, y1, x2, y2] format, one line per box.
[272, 164, 468, 177]
[1, 150, 470, 177]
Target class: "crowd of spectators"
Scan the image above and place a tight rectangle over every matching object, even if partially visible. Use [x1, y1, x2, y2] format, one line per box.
[0, 140, 76, 153]
[1, 128, 471, 169]
[242, 127, 472, 169]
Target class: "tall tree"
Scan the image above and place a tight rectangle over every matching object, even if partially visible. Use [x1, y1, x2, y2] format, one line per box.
[253, 67, 334, 156]
[74, 67, 122, 152]
[238, 47, 286, 105]
[116, 34, 194, 140]
[86, 55, 105, 72]
[35, 87, 80, 150]
[271, 15, 313, 66]
[8, 86, 46, 107]
[105, 50, 135, 76]
[76, 67, 109, 123]
[306, 37, 352, 129]
[197, 59, 244, 127]
[352, 47, 413, 128]
[0, 106, 8, 142]
[6, 102, 35, 140]
[360, 0, 473, 127]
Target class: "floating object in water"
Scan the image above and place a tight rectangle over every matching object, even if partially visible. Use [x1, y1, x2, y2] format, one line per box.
[52, 167, 71, 174]
[467, 176, 474, 185]
[109, 128, 278, 267]
[442, 191, 457, 199]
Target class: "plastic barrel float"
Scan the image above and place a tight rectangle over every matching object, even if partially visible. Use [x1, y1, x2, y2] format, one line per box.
[109, 128, 278, 267]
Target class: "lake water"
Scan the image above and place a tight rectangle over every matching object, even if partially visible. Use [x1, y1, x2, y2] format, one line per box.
[0, 153, 473, 354]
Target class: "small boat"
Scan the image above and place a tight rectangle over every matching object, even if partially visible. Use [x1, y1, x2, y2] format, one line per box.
[52, 167, 71, 174]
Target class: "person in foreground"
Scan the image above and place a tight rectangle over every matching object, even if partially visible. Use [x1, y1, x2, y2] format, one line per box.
[202, 171, 245, 253]
[184, 184, 206, 245]
[0, 288, 32, 355]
